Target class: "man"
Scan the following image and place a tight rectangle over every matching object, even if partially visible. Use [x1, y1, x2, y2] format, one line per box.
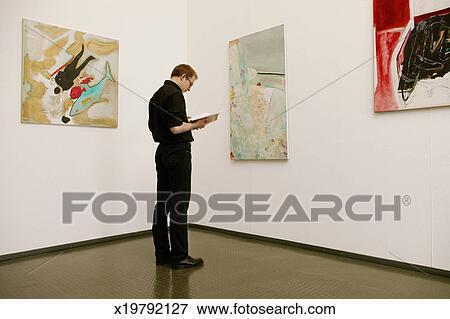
[148, 64, 208, 269]
[53, 44, 95, 94]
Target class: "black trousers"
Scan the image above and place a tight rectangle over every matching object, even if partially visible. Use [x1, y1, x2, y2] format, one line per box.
[153, 142, 192, 262]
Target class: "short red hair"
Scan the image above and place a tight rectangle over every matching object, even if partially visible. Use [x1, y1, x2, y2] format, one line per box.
[171, 64, 198, 79]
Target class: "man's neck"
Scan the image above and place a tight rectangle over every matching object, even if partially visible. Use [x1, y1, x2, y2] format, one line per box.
[170, 77, 183, 91]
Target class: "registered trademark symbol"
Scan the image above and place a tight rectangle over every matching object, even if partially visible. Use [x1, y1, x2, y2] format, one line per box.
[402, 195, 411, 206]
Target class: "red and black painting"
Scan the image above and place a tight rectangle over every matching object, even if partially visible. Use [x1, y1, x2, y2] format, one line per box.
[374, 0, 450, 112]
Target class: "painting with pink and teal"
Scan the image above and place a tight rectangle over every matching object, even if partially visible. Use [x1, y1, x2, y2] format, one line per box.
[229, 25, 288, 160]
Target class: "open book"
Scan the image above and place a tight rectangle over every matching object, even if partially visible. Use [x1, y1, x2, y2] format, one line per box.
[189, 111, 221, 124]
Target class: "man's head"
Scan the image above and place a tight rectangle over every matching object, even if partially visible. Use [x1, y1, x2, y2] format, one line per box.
[170, 64, 198, 93]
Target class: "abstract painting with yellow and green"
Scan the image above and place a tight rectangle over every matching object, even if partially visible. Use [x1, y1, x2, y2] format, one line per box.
[229, 25, 288, 160]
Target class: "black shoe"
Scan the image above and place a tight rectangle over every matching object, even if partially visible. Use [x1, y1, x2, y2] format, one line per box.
[171, 256, 204, 270]
[156, 257, 171, 266]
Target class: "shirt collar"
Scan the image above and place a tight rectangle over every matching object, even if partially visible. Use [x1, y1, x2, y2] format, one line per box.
[164, 80, 182, 92]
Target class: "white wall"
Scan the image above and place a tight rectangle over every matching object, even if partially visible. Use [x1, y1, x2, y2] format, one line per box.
[187, 0, 450, 271]
[0, 0, 187, 255]
[2, 0, 449, 272]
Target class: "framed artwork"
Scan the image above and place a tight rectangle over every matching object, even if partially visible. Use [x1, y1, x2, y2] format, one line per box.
[374, 0, 450, 112]
[229, 25, 288, 160]
[21, 19, 119, 127]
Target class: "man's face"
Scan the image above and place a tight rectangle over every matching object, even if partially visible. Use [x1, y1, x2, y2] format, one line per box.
[180, 74, 196, 93]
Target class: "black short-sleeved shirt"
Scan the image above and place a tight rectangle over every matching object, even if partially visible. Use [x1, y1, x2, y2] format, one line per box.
[148, 80, 194, 144]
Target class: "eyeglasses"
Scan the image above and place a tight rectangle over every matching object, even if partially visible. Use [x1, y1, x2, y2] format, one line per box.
[185, 77, 194, 89]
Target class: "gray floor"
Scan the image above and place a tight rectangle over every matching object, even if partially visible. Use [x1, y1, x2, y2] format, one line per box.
[1, 228, 450, 298]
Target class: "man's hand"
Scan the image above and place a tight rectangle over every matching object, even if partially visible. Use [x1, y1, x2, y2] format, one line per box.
[191, 119, 208, 130]
[170, 119, 208, 134]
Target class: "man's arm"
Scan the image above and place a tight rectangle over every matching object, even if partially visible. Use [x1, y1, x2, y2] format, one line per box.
[170, 119, 208, 134]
